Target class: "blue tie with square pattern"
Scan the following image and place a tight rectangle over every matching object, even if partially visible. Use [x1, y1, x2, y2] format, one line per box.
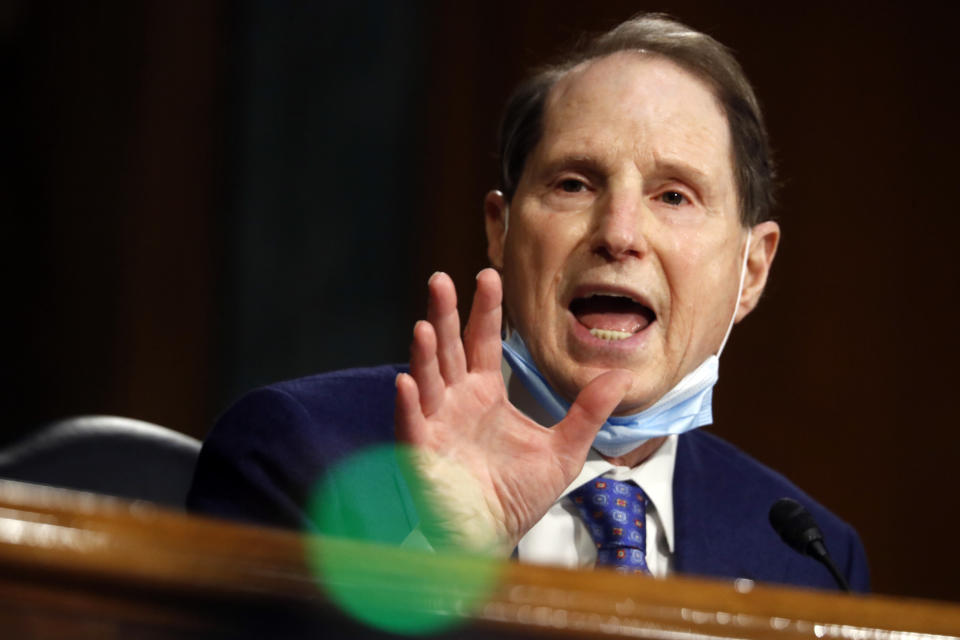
[569, 477, 650, 574]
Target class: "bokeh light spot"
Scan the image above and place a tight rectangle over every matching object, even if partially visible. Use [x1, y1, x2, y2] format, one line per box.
[306, 443, 503, 634]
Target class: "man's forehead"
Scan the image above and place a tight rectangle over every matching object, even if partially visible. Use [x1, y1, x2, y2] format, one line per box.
[536, 52, 734, 182]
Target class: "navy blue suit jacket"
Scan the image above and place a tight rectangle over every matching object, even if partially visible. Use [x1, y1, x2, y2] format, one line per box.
[188, 364, 869, 592]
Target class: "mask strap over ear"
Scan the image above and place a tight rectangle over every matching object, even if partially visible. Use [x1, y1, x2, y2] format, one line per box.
[716, 229, 751, 358]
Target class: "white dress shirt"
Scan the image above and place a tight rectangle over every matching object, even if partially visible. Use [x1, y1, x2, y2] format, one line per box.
[505, 359, 678, 577]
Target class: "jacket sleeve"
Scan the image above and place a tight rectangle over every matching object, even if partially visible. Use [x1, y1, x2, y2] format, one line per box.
[187, 367, 418, 543]
[841, 521, 871, 593]
[187, 387, 322, 531]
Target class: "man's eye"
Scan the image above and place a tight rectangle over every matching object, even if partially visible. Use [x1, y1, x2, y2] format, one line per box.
[558, 179, 587, 193]
[660, 191, 686, 205]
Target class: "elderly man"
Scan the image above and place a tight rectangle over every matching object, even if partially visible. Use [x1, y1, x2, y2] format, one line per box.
[189, 14, 869, 591]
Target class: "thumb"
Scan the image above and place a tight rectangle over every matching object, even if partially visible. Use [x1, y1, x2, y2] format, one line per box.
[552, 369, 632, 457]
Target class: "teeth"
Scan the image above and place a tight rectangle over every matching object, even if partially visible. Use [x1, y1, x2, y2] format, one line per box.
[589, 293, 634, 302]
[589, 328, 633, 341]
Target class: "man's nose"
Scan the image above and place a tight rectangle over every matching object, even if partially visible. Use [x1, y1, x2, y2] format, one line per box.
[591, 190, 648, 260]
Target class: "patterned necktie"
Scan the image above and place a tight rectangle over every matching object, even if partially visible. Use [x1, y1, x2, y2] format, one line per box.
[569, 477, 650, 574]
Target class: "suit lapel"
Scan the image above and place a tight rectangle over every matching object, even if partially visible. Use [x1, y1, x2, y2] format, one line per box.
[672, 432, 755, 580]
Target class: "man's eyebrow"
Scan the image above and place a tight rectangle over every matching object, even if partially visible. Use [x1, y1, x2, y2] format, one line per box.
[536, 154, 607, 177]
[651, 156, 713, 183]
[649, 157, 724, 199]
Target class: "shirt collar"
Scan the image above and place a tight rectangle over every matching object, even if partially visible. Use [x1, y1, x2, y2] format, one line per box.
[503, 357, 678, 553]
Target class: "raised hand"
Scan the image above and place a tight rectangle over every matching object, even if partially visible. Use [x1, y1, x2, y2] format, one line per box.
[394, 269, 631, 554]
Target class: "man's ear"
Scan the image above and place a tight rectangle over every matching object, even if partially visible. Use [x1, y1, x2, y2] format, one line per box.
[484, 190, 508, 269]
[735, 220, 780, 323]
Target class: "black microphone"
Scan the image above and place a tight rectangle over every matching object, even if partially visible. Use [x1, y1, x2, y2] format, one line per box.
[768, 497, 850, 592]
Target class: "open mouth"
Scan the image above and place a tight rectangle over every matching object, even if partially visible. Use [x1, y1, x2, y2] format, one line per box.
[569, 294, 656, 341]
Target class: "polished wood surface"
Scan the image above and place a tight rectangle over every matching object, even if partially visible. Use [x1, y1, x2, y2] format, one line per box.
[0, 479, 957, 639]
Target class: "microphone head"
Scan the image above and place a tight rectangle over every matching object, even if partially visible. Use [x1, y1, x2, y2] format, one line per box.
[769, 497, 825, 557]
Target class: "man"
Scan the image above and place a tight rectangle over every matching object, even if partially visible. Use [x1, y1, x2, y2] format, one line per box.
[189, 14, 869, 591]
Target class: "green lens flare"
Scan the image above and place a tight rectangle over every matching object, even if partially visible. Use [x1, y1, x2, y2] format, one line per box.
[306, 444, 503, 634]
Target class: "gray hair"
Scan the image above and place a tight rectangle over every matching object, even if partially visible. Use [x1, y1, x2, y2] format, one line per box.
[497, 13, 775, 226]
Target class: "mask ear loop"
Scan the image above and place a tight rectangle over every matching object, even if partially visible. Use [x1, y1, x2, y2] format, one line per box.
[716, 229, 752, 357]
[498, 194, 512, 338]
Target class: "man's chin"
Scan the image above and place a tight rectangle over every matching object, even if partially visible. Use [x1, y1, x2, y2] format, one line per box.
[620, 373, 682, 414]
[611, 397, 659, 417]
[547, 364, 666, 416]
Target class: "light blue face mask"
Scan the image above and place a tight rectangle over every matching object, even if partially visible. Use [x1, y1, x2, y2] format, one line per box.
[501, 231, 751, 458]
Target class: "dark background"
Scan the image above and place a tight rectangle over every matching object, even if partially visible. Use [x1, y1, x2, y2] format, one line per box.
[4, 0, 959, 601]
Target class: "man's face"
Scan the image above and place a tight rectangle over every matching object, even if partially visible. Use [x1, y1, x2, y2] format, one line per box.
[486, 52, 777, 414]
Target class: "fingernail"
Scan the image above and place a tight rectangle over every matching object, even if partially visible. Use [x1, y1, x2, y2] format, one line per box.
[428, 271, 444, 284]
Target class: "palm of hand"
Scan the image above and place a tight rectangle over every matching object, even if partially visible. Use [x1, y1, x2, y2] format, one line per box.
[395, 270, 630, 554]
